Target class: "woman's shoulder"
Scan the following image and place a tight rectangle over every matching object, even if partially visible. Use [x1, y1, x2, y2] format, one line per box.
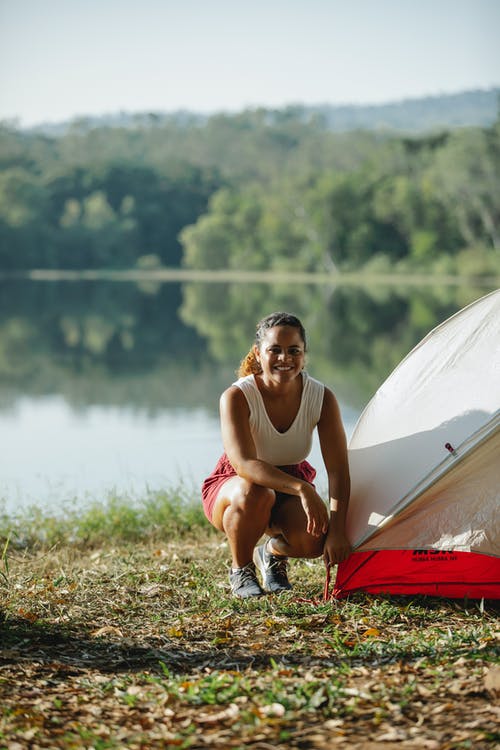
[303, 370, 325, 393]
[219, 385, 251, 424]
[220, 380, 252, 409]
[232, 373, 255, 387]
[231, 374, 258, 397]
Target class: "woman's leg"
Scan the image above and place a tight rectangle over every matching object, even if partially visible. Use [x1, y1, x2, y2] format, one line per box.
[211, 477, 276, 568]
[267, 495, 325, 559]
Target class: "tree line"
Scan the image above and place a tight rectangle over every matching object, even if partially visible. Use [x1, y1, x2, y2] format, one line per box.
[0, 109, 499, 276]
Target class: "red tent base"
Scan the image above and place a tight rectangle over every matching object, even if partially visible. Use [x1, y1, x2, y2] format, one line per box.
[333, 549, 500, 599]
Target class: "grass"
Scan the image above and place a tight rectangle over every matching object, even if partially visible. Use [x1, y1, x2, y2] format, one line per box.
[1, 490, 499, 749]
[0, 485, 205, 549]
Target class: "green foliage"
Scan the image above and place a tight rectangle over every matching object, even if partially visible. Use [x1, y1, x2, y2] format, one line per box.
[180, 120, 499, 275]
[0, 131, 220, 270]
[1, 112, 499, 275]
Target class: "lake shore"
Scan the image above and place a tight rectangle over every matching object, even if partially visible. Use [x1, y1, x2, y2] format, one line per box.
[1, 267, 498, 288]
[1, 497, 498, 749]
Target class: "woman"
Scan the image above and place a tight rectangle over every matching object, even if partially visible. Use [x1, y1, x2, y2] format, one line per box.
[202, 312, 351, 598]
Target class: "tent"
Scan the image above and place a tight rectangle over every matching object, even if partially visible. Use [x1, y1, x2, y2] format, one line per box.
[334, 288, 500, 599]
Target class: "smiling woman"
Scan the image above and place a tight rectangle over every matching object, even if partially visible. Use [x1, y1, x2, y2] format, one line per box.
[201, 311, 352, 599]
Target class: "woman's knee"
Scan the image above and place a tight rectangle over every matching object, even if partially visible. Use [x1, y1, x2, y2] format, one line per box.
[212, 480, 275, 531]
[290, 533, 324, 559]
[234, 483, 276, 514]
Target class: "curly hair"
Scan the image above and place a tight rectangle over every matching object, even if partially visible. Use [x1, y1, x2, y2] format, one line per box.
[237, 312, 307, 378]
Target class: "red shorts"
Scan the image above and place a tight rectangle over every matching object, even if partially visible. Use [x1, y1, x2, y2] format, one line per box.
[201, 453, 317, 525]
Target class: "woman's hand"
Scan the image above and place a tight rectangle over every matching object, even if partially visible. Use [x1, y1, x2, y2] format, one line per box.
[323, 526, 352, 567]
[299, 485, 329, 537]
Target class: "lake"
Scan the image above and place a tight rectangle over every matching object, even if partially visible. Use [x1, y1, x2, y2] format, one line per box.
[0, 276, 493, 515]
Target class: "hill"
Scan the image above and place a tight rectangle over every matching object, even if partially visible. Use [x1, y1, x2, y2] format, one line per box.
[313, 88, 500, 132]
[26, 87, 499, 136]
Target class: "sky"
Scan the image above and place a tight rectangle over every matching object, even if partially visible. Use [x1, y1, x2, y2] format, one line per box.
[0, 0, 499, 127]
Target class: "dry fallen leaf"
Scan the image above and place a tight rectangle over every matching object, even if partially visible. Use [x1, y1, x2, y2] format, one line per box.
[324, 718, 344, 729]
[257, 703, 286, 718]
[139, 583, 162, 597]
[153, 548, 168, 558]
[17, 608, 38, 623]
[91, 625, 123, 638]
[362, 627, 381, 638]
[484, 666, 500, 697]
[196, 703, 240, 724]
[167, 626, 184, 637]
[376, 726, 409, 741]
[343, 687, 371, 700]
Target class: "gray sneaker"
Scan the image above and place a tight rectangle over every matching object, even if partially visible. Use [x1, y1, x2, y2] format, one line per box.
[253, 542, 292, 592]
[229, 562, 266, 598]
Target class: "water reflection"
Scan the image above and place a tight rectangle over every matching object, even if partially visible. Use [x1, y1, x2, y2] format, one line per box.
[180, 279, 490, 406]
[0, 278, 493, 511]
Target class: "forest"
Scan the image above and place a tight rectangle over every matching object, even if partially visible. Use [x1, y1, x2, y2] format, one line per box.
[1, 85, 498, 750]
[0, 98, 499, 277]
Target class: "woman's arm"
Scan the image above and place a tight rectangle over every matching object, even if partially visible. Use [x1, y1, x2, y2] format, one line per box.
[220, 386, 329, 537]
[317, 387, 352, 565]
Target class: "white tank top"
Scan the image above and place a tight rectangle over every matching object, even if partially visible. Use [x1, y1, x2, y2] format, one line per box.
[233, 371, 325, 465]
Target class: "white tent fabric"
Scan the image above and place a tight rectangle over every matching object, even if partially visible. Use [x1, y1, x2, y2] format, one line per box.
[346, 288, 500, 555]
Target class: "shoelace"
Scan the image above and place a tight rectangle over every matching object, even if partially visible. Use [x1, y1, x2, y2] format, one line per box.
[237, 563, 258, 584]
[268, 555, 289, 580]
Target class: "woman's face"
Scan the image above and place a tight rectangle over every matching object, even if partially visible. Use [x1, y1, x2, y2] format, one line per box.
[254, 325, 305, 384]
